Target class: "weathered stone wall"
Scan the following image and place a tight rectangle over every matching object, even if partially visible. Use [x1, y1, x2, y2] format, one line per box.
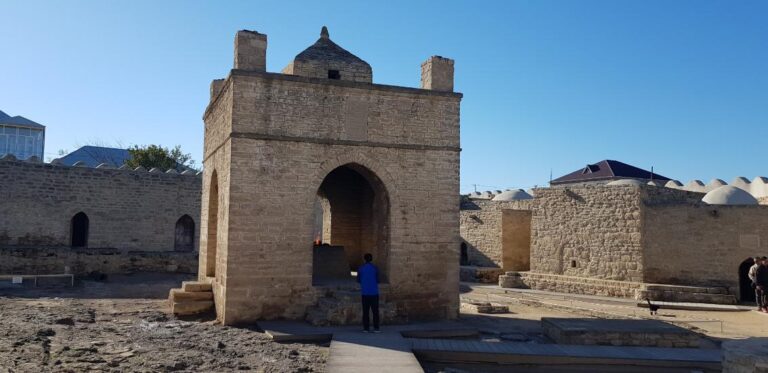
[202, 67, 461, 325]
[459, 198, 531, 268]
[530, 186, 644, 282]
[0, 247, 197, 275]
[643, 202, 768, 290]
[0, 159, 201, 252]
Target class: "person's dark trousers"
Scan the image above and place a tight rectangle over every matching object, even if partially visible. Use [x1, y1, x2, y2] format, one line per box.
[757, 287, 766, 309]
[361, 295, 380, 331]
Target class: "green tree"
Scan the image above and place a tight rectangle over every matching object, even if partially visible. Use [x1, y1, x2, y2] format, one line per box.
[125, 145, 197, 171]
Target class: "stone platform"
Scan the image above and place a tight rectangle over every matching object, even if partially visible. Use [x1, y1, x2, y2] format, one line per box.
[541, 318, 700, 348]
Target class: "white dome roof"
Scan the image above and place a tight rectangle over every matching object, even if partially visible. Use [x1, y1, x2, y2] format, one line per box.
[492, 189, 533, 201]
[702, 186, 759, 206]
[606, 179, 644, 186]
[647, 180, 664, 187]
[665, 180, 684, 189]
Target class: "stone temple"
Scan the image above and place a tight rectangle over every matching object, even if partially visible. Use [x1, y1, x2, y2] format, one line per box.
[197, 27, 462, 325]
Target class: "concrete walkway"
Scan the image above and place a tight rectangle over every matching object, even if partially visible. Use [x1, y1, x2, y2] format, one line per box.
[328, 331, 423, 373]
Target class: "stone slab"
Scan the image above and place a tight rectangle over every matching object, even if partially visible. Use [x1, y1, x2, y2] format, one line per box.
[171, 300, 213, 315]
[181, 281, 212, 292]
[169, 288, 213, 301]
[411, 338, 721, 371]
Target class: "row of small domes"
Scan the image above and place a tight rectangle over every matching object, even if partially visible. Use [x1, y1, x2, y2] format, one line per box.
[466, 189, 534, 201]
[604, 179, 760, 206]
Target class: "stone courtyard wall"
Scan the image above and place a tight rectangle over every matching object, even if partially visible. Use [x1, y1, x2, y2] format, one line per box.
[0, 159, 201, 252]
[643, 202, 768, 290]
[459, 198, 532, 268]
[530, 185, 644, 282]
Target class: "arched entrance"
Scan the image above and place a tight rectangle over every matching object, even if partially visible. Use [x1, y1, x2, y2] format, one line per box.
[206, 171, 219, 277]
[70, 212, 89, 247]
[174, 215, 195, 252]
[312, 163, 389, 285]
[739, 258, 756, 303]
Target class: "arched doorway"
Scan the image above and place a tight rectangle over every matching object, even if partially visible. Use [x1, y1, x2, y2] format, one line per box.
[206, 171, 219, 277]
[460, 242, 469, 265]
[312, 163, 389, 285]
[70, 212, 89, 247]
[174, 215, 195, 252]
[739, 258, 756, 303]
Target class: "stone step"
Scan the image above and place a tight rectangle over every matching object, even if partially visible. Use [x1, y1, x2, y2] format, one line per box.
[171, 300, 214, 316]
[182, 281, 212, 292]
[169, 288, 213, 302]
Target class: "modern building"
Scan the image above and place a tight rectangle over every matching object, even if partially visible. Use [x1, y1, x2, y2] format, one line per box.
[0, 110, 45, 161]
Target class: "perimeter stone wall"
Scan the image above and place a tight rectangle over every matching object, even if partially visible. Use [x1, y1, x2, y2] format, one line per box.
[0, 159, 201, 252]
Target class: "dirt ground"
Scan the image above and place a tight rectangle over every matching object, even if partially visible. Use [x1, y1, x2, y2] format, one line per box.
[0, 274, 327, 373]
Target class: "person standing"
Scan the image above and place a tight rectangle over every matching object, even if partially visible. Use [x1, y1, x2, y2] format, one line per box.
[749, 257, 763, 310]
[357, 253, 380, 333]
[756, 257, 768, 313]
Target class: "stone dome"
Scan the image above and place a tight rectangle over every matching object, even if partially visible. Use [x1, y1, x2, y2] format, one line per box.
[281, 26, 372, 83]
[492, 189, 533, 201]
[606, 179, 644, 186]
[702, 186, 759, 206]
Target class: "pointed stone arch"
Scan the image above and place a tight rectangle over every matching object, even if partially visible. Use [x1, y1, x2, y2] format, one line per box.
[312, 162, 391, 284]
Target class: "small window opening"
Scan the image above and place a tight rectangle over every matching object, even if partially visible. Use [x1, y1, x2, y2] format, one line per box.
[328, 70, 340, 80]
[571, 260, 577, 268]
[460, 242, 469, 266]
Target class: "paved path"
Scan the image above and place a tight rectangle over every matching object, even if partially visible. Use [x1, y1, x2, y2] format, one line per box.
[328, 331, 423, 373]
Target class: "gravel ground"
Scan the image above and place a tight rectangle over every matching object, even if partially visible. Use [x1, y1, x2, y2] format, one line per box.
[0, 275, 327, 373]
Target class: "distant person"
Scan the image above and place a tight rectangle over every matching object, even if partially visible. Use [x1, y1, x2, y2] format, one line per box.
[357, 253, 380, 333]
[749, 257, 762, 310]
[756, 257, 768, 313]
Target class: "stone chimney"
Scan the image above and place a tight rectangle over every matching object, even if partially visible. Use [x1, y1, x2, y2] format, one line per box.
[210, 79, 225, 101]
[234, 30, 267, 71]
[420, 56, 454, 92]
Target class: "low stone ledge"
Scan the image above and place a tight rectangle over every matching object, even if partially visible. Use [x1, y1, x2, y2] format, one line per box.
[461, 266, 504, 283]
[0, 246, 198, 276]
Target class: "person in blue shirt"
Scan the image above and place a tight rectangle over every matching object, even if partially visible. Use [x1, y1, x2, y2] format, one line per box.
[357, 253, 380, 333]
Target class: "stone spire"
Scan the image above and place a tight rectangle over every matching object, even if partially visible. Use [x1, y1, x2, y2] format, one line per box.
[320, 26, 329, 39]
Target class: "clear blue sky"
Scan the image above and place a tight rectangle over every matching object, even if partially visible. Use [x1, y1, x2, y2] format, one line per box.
[2, 1, 766, 193]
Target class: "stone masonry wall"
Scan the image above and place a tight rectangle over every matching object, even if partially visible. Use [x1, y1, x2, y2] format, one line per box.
[459, 198, 531, 268]
[201, 68, 461, 325]
[0, 247, 197, 275]
[643, 202, 768, 290]
[530, 185, 644, 282]
[0, 159, 201, 252]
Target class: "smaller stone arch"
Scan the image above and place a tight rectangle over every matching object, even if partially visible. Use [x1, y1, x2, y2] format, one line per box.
[71, 212, 89, 247]
[174, 215, 195, 252]
[739, 258, 757, 303]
